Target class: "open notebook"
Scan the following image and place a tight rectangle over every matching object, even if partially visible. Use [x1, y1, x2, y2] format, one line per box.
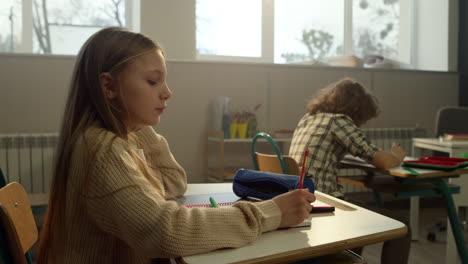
[342, 154, 446, 175]
[174, 192, 243, 208]
[174, 192, 334, 228]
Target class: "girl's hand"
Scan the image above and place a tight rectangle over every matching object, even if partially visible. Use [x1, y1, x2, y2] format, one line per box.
[272, 189, 316, 228]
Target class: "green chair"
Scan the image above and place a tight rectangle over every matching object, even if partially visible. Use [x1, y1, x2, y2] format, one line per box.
[251, 132, 300, 175]
[251, 133, 367, 264]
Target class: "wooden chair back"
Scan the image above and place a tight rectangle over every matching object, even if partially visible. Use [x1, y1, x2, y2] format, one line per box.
[255, 153, 300, 176]
[0, 182, 38, 264]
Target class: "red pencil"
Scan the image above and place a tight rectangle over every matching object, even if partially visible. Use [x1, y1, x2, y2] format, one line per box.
[298, 149, 309, 189]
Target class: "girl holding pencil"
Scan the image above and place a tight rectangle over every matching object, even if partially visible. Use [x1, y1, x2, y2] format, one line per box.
[37, 27, 315, 264]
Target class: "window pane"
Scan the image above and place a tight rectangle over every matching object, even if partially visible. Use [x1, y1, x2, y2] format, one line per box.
[196, 0, 262, 57]
[33, 0, 125, 54]
[275, 0, 344, 64]
[0, 0, 22, 53]
[353, 0, 400, 60]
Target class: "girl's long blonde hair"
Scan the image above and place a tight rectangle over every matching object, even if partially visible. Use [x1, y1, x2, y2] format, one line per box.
[37, 27, 160, 263]
[306, 78, 379, 126]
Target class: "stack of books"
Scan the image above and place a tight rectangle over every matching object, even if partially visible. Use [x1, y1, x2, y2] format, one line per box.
[443, 133, 468, 141]
[272, 130, 294, 138]
[327, 55, 364, 67]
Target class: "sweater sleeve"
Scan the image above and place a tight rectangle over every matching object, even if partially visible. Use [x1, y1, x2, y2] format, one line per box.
[86, 143, 281, 259]
[134, 126, 187, 198]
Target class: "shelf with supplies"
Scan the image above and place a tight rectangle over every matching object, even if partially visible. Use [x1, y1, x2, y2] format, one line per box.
[206, 130, 292, 182]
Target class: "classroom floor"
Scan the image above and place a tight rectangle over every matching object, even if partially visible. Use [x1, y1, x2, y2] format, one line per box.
[346, 192, 468, 264]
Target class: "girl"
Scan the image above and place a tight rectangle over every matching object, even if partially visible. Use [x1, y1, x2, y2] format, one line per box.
[37, 27, 315, 264]
[289, 78, 410, 264]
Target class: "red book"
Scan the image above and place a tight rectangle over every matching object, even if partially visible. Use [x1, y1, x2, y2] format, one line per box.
[403, 156, 468, 170]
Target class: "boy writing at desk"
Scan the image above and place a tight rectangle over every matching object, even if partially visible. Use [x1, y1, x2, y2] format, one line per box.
[289, 78, 411, 264]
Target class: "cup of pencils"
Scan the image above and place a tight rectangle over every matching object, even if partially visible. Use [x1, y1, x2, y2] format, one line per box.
[230, 123, 238, 139]
[238, 123, 248, 139]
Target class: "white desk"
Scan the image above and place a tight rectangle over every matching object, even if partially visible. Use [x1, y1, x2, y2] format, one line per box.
[412, 138, 468, 264]
[412, 138, 468, 206]
[342, 151, 468, 264]
[413, 138, 468, 156]
[177, 183, 407, 264]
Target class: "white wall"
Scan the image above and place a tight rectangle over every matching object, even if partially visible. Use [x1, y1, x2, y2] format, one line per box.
[0, 54, 459, 182]
[141, 0, 196, 60]
[0, 54, 74, 133]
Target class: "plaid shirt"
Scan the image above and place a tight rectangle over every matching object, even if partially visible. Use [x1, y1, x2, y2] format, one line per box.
[289, 113, 380, 197]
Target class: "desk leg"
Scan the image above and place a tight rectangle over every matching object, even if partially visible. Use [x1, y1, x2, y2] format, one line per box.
[433, 179, 468, 264]
[447, 222, 460, 264]
[410, 144, 422, 241]
[410, 196, 420, 241]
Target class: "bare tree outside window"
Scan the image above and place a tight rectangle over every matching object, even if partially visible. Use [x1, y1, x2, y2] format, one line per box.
[353, 0, 399, 59]
[281, 29, 334, 63]
[33, 0, 51, 53]
[0, 0, 22, 53]
[32, 0, 125, 54]
[279, 0, 399, 64]
[274, 0, 344, 64]
[102, 0, 124, 27]
[8, 7, 15, 51]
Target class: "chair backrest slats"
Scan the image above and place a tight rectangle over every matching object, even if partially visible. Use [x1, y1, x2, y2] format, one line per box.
[251, 132, 301, 175]
[0, 182, 38, 264]
[256, 153, 300, 176]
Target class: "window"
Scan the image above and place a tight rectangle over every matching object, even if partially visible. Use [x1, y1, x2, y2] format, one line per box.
[275, 0, 344, 63]
[1, 0, 138, 55]
[196, 0, 262, 58]
[0, 0, 22, 53]
[353, 0, 400, 61]
[196, 0, 410, 65]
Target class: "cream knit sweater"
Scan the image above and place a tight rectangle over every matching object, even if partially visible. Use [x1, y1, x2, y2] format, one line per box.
[56, 125, 281, 263]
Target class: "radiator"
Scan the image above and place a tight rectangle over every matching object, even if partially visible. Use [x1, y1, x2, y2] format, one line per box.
[0, 133, 59, 194]
[339, 127, 427, 193]
[0, 128, 426, 194]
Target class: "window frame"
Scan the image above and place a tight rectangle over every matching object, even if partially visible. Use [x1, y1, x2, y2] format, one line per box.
[8, 0, 139, 55]
[196, 0, 414, 66]
[196, 0, 274, 63]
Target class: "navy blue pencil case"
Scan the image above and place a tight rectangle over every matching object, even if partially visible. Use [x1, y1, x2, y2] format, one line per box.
[232, 169, 315, 200]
